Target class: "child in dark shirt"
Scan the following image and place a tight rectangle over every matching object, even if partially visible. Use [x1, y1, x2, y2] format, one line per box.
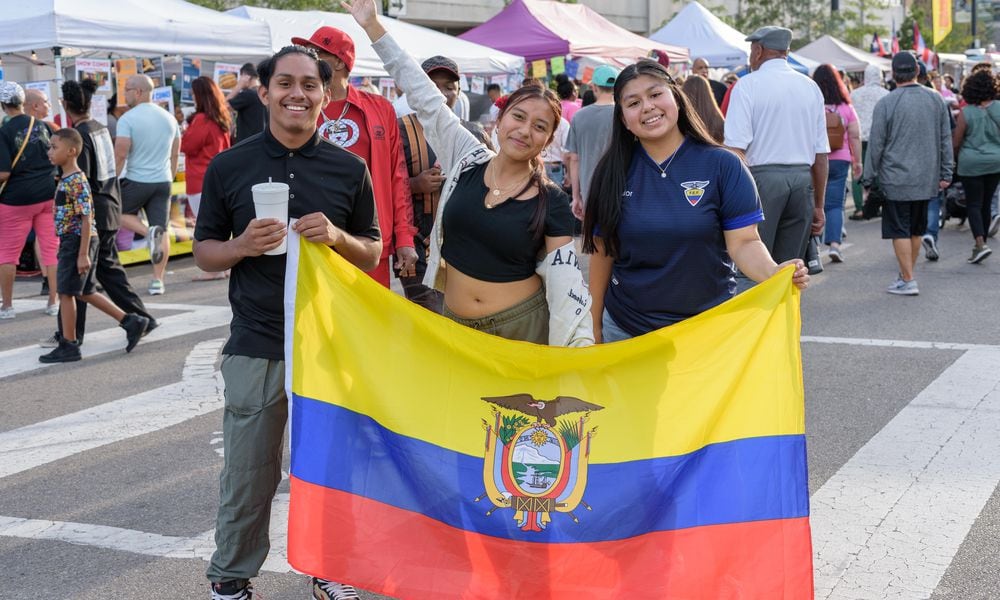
[40, 128, 149, 363]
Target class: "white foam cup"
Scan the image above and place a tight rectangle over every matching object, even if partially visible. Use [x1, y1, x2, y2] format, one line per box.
[251, 179, 289, 255]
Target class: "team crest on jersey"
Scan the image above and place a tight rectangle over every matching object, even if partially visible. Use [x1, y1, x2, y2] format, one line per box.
[318, 118, 361, 148]
[680, 180, 710, 206]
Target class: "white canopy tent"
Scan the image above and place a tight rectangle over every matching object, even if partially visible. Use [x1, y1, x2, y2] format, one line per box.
[227, 6, 525, 77]
[795, 35, 891, 72]
[649, 1, 749, 68]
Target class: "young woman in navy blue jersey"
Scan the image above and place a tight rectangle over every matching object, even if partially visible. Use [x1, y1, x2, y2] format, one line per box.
[583, 59, 810, 343]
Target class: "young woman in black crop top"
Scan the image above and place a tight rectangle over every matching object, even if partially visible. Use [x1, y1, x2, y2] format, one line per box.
[349, 0, 576, 344]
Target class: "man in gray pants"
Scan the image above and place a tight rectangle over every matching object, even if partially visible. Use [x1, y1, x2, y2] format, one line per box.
[724, 26, 830, 273]
[863, 51, 953, 296]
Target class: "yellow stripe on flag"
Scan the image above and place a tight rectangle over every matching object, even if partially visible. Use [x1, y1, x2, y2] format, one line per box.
[291, 240, 804, 463]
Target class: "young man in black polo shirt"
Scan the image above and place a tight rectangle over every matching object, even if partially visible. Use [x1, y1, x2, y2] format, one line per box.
[194, 45, 381, 600]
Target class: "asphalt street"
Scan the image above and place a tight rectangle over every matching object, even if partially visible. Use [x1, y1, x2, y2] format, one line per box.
[1, 213, 998, 599]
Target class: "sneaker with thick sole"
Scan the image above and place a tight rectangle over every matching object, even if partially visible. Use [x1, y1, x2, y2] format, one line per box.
[312, 578, 360, 600]
[44, 302, 59, 316]
[828, 247, 844, 263]
[0, 306, 14, 319]
[148, 279, 165, 296]
[887, 278, 919, 296]
[989, 213, 1000, 238]
[148, 225, 165, 265]
[921, 234, 939, 261]
[968, 245, 992, 264]
[39, 331, 62, 348]
[210, 580, 253, 600]
[120, 313, 150, 352]
[39, 339, 82, 363]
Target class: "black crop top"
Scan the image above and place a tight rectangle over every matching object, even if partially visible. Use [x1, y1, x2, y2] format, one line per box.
[441, 162, 574, 282]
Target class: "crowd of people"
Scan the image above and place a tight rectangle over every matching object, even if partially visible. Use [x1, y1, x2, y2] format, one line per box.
[2, 0, 998, 595]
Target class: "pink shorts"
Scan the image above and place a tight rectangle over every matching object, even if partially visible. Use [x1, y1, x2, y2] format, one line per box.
[0, 200, 59, 266]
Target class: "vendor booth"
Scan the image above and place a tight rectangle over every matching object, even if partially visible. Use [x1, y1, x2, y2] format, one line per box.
[649, 1, 748, 68]
[458, 0, 687, 67]
[227, 5, 524, 77]
[795, 35, 891, 72]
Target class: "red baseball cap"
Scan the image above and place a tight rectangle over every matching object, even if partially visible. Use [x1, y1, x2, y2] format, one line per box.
[292, 26, 355, 72]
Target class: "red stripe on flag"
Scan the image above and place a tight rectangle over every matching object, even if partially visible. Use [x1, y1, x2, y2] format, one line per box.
[288, 477, 814, 599]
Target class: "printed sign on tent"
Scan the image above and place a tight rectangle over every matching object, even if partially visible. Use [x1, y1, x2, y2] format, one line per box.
[531, 59, 547, 78]
[0, 67, 4, 82]
[152, 86, 174, 116]
[490, 74, 507, 89]
[551, 56, 565, 75]
[181, 58, 202, 104]
[115, 59, 137, 106]
[214, 63, 241, 91]
[379, 78, 395, 96]
[90, 94, 108, 126]
[141, 57, 164, 88]
[23, 81, 50, 93]
[470, 76, 485, 95]
[508, 74, 521, 91]
[76, 59, 113, 93]
[459, 74, 470, 92]
[582, 66, 595, 84]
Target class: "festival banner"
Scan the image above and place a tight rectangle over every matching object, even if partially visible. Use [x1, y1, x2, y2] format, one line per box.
[551, 56, 565, 75]
[283, 233, 813, 599]
[531, 59, 547, 78]
[932, 0, 953, 46]
[564, 59, 579, 79]
[213, 62, 241, 91]
[581, 65, 594, 83]
[75, 58, 113, 93]
[114, 59, 137, 106]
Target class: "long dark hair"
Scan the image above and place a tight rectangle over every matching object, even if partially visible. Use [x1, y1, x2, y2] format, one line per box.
[495, 84, 562, 240]
[813, 64, 851, 105]
[192, 76, 231, 133]
[681, 75, 725, 143]
[583, 59, 720, 257]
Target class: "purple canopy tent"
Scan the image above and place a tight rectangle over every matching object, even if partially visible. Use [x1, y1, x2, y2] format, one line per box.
[459, 0, 688, 66]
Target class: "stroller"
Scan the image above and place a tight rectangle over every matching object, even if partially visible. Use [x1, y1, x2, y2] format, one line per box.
[940, 181, 967, 227]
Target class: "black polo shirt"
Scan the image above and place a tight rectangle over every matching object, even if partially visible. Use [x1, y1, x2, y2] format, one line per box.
[195, 127, 380, 360]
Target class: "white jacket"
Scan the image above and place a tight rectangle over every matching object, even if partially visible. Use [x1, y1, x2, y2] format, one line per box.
[372, 33, 593, 347]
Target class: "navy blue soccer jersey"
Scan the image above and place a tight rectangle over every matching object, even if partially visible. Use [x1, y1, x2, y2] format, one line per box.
[602, 140, 763, 336]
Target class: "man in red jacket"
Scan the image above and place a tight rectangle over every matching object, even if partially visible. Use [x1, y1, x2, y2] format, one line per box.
[293, 26, 416, 287]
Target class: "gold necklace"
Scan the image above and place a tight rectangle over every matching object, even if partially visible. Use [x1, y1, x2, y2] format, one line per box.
[484, 162, 532, 209]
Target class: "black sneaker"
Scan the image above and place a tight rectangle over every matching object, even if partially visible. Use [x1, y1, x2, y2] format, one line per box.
[120, 313, 150, 353]
[210, 580, 253, 600]
[39, 339, 81, 363]
[40, 279, 49, 296]
[312, 578, 360, 599]
[143, 318, 159, 337]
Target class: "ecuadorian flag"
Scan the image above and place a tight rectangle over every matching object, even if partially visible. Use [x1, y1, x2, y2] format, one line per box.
[284, 232, 812, 599]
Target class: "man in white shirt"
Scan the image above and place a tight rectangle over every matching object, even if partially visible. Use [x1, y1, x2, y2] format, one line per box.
[724, 26, 829, 271]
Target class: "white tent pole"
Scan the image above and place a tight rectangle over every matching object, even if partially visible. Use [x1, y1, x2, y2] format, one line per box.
[53, 46, 66, 126]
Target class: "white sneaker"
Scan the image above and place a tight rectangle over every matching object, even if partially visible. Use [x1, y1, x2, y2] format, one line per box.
[44, 302, 59, 316]
[0, 306, 14, 319]
[148, 279, 165, 296]
[148, 225, 165, 265]
[312, 578, 360, 600]
[988, 213, 1000, 238]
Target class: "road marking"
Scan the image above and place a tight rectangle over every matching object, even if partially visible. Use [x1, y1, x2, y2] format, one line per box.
[0, 493, 292, 573]
[0, 304, 231, 380]
[803, 335, 1000, 352]
[0, 339, 225, 480]
[12, 299, 225, 313]
[812, 347, 1000, 599]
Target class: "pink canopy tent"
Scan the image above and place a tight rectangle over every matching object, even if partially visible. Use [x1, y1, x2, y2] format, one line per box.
[459, 0, 688, 66]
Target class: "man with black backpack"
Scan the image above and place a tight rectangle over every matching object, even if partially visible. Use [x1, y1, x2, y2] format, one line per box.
[863, 51, 954, 296]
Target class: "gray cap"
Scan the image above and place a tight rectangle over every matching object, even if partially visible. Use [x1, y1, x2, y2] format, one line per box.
[0, 81, 25, 106]
[745, 26, 792, 52]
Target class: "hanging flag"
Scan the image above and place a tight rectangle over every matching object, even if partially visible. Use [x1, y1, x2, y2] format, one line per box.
[283, 232, 813, 599]
[891, 19, 900, 54]
[932, 0, 953, 46]
[871, 32, 886, 56]
[531, 59, 548, 78]
[914, 21, 933, 63]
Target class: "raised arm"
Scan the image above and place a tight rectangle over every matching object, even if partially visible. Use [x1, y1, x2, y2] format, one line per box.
[342, 0, 485, 171]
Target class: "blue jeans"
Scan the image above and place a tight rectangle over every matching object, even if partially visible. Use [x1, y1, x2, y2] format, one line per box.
[601, 308, 634, 343]
[823, 159, 850, 245]
[926, 192, 942, 240]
